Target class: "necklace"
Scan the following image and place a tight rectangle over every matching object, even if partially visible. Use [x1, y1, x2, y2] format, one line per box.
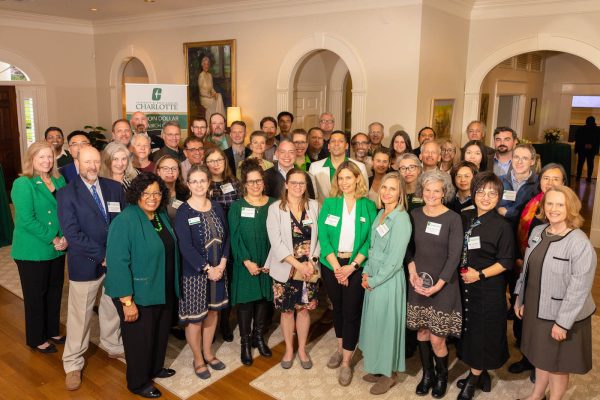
[546, 226, 568, 236]
[153, 214, 163, 232]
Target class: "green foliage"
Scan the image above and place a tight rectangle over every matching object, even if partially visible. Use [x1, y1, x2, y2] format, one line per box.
[83, 125, 109, 151]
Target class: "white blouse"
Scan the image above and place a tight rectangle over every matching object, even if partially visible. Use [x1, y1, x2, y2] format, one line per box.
[337, 199, 356, 252]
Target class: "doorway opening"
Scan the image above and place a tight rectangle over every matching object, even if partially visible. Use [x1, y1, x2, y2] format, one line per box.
[120, 58, 149, 117]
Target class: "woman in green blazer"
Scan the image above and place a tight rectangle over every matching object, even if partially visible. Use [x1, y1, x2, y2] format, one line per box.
[11, 141, 67, 353]
[105, 172, 180, 398]
[317, 160, 377, 386]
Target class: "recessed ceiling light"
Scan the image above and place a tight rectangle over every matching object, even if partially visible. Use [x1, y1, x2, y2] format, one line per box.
[144, 0, 156, 3]
[90, 7, 98, 11]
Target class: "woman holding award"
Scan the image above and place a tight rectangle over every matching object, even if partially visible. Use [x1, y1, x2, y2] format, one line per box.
[317, 161, 377, 386]
[406, 169, 463, 398]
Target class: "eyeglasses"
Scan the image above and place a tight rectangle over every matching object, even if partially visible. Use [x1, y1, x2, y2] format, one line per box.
[185, 147, 204, 153]
[69, 141, 90, 148]
[164, 133, 181, 138]
[205, 158, 225, 166]
[475, 189, 498, 198]
[541, 176, 563, 183]
[399, 165, 419, 173]
[288, 181, 306, 187]
[441, 148, 456, 154]
[351, 141, 370, 147]
[319, 119, 334, 124]
[188, 179, 208, 185]
[141, 191, 162, 199]
[246, 179, 264, 186]
[159, 166, 178, 173]
[513, 156, 532, 163]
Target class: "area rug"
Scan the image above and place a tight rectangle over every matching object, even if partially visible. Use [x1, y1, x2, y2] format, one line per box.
[250, 318, 600, 399]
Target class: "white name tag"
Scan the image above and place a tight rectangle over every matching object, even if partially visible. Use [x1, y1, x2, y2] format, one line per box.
[241, 207, 255, 218]
[171, 199, 183, 209]
[502, 190, 516, 201]
[413, 197, 424, 203]
[302, 218, 313, 226]
[325, 214, 340, 227]
[425, 221, 442, 236]
[107, 202, 121, 213]
[360, 216, 366, 223]
[376, 223, 390, 237]
[468, 236, 481, 250]
[188, 216, 201, 225]
[221, 183, 235, 194]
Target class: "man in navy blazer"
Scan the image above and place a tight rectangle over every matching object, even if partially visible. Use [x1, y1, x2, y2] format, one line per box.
[59, 131, 91, 183]
[57, 146, 126, 391]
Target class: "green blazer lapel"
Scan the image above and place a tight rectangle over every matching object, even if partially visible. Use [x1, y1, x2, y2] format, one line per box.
[32, 175, 57, 206]
[353, 198, 366, 254]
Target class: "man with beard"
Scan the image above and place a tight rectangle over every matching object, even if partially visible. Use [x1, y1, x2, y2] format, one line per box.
[319, 112, 335, 143]
[412, 126, 436, 157]
[181, 135, 205, 179]
[58, 145, 126, 391]
[307, 127, 329, 162]
[350, 132, 373, 177]
[276, 111, 294, 141]
[206, 112, 231, 150]
[111, 119, 133, 146]
[419, 139, 442, 172]
[492, 126, 517, 176]
[45, 126, 72, 167]
[129, 111, 164, 151]
[367, 122, 388, 156]
[261, 116, 278, 162]
[189, 117, 209, 141]
[264, 139, 315, 199]
[225, 120, 251, 174]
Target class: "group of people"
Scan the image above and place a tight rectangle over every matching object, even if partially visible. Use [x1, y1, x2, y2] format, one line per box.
[10, 111, 595, 400]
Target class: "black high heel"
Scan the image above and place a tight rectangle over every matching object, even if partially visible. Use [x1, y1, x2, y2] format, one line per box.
[456, 371, 491, 400]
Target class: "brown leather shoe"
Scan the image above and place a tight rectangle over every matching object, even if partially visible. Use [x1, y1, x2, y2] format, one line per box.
[363, 373, 381, 383]
[65, 370, 81, 391]
[338, 366, 353, 386]
[370, 374, 397, 395]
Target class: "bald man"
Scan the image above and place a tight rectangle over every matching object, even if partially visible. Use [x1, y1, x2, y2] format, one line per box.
[129, 111, 164, 151]
[58, 146, 126, 391]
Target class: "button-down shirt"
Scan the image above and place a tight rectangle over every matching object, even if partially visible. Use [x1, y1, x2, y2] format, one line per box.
[493, 154, 512, 176]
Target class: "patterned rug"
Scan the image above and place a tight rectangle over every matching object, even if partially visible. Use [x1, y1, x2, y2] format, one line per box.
[250, 318, 600, 399]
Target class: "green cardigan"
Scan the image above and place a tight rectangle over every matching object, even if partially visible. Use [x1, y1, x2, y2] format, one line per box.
[105, 205, 180, 306]
[317, 195, 377, 271]
[11, 175, 66, 261]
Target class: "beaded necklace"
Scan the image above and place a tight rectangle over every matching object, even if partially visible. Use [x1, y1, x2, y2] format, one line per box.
[153, 214, 163, 232]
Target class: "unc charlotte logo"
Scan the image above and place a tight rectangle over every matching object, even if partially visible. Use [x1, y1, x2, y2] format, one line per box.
[151, 88, 162, 101]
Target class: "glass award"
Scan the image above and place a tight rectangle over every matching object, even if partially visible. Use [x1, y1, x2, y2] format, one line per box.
[418, 272, 434, 289]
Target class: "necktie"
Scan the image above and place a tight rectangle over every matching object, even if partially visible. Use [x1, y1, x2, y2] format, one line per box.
[91, 184, 109, 224]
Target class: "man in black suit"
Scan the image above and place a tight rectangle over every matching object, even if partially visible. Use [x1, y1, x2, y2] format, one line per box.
[45, 126, 73, 167]
[264, 140, 315, 199]
[59, 131, 91, 183]
[57, 146, 126, 391]
[412, 126, 436, 157]
[575, 116, 600, 181]
[130, 111, 164, 151]
[224, 120, 251, 175]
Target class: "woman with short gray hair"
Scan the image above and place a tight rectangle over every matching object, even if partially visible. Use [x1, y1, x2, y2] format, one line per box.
[405, 169, 462, 398]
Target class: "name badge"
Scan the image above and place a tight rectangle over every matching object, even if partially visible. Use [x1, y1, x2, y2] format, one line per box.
[302, 218, 313, 226]
[107, 202, 121, 213]
[502, 190, 516, 201]
[188, 216, 201, 225]
[221, 183, 235, 194]
[376, 223, 390, 237]
[360, 217, 366, 223]
[468, 236, 481, 250]
[413, 197, 424, 203]
[171, 199, 183, 209]
[241, 207, 255, 218]
[425, 221, 442, 236]
[325, 214, 340, 227]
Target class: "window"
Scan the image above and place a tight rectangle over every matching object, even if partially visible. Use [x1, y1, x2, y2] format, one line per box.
[572, 96, 600, 108]
[24, 98, 36, 147]
[0, 62, 29, 81]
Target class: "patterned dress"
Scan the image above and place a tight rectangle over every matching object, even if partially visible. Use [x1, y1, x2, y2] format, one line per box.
[174, 201, 229, 323]
[273, 210, 318, 312]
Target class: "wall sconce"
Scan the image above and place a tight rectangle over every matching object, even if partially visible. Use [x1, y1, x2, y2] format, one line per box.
[226, 107, 241, 127]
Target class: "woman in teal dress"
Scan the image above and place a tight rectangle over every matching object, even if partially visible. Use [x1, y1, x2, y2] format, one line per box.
[228, 158, 275, 366]
[359, 171, 412, 395]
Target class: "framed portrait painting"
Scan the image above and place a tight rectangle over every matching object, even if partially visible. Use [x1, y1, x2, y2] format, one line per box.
[430, 99, 455, 138]
[184, 40, 236, 125]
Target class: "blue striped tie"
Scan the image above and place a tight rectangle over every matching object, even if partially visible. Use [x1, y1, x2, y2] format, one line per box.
[91, 184, 109, 224]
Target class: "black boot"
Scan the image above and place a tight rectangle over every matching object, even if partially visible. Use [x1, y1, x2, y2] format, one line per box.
[415, 341, 435, 396]
[220, 307, 234, 342]
[456, 371, 491, 400]
[456, 370, 491, 391]
[237, 304, 253, 366]
[251, 301, 272, 358]
[431, 354, 449, 398]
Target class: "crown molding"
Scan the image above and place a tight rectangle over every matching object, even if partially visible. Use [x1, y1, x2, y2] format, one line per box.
[422, 0, 472, 19]
[92, 0, 420, 34]
[470, 0, 600, 20]
[0, 9, 94, 34]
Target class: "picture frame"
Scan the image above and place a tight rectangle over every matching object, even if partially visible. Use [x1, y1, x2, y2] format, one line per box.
[430, 99, 455, 138]
[529, 97, 537, 126]
[184, 39, 236, 127]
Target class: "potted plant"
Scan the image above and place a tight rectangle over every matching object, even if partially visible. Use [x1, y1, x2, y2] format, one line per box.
[543, 128, 564, 144]
[83, 125, 109, 151]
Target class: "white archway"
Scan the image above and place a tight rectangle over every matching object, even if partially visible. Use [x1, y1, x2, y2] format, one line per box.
[277, 32, 367, 132]
[108, 45, 157, 122]
[462, 34, 600, 246]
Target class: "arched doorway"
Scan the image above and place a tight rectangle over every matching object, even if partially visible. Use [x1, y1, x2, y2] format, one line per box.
[277, 32, 367, 133]
[120, 58, 149, 117]
[463, 37, 600, 245]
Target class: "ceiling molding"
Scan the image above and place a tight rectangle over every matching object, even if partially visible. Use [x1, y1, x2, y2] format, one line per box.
[422, 0, 472, 19]
[471, 0, 600, 20]
[92, 0, 420, 34]
[0, 9, 93, 34]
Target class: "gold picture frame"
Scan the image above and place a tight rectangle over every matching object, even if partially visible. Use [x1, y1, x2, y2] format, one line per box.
[430, 98, 455, 138]
[184, 39, 236, 126]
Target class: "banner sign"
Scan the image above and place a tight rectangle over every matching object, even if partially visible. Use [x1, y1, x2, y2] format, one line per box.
[125, 84, 188, 130]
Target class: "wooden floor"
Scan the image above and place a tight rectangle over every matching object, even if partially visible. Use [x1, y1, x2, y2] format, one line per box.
[1, 178, 598, 399]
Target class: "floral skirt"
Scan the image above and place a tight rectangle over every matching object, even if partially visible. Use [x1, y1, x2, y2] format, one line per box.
[273, 279, 318, 313]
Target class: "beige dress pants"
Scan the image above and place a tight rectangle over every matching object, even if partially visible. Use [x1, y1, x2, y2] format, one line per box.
[62, 275, 123, 373]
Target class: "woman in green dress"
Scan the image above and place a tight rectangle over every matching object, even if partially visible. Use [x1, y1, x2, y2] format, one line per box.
[359, 171, 412, 395]
[228, 158, 275, 366]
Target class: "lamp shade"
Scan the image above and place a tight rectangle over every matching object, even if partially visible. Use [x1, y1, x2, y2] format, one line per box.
[226, 107, 241, 127]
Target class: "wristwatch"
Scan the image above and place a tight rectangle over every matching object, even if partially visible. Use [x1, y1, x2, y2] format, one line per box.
[351, 261, 359, 270]
[478, 271, 486, 281]
[121, 299, 133, 307]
